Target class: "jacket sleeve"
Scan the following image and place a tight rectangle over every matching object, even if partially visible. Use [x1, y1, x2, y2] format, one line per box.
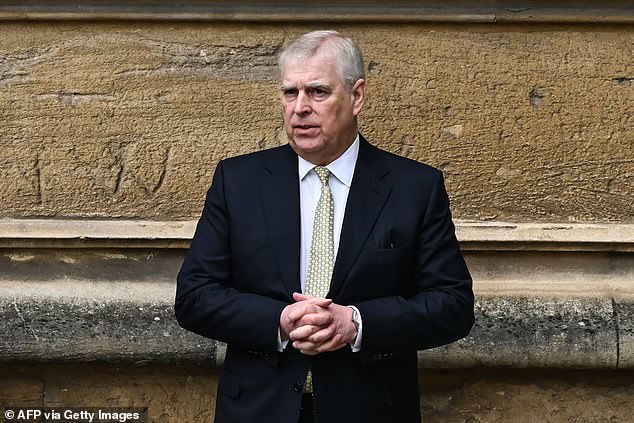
[353, 171, 474, 359]
[174, 160, 287, 353]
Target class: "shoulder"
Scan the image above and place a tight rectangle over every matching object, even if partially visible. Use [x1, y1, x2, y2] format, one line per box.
[220, 144, 294, 170]
[208, 143, 297, 196]
[360, 137, 450, 210]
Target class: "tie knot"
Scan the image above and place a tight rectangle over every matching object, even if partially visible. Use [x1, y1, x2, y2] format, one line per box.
[314, 166, 330, 185]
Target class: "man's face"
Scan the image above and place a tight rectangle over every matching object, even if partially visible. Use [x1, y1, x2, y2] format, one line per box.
[281, 52, 365, 165]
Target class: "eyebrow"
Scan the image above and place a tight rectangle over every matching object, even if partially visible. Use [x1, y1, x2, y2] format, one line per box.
[306, 82, 331, 91]
[280, 82, 331, 91]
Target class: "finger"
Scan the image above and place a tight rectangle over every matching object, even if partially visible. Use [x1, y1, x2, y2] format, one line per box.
[295, 312, 333, 327]
[312, 334, 346, 353]
[293, 332, 342, 352]
[306, 326, 336, 343]
[286, 308, 303, 323]
[292, 340, 317, 352]
[309, 298, 333, 307]
[293, 292, 311, 302]
[294, 336, 346, 355]
[289, 324, 320, 341]
[286, 302, 317, 322]
[293, 292, 332, 308]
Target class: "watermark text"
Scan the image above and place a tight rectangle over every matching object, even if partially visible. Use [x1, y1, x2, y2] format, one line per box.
[3, 407, 147, 423]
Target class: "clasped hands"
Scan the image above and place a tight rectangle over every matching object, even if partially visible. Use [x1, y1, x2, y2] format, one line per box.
[279, 293, 357, 355]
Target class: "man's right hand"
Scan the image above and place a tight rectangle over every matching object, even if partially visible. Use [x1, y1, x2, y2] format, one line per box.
[279, 294, 333, 341]
[280, 293, 358, 355]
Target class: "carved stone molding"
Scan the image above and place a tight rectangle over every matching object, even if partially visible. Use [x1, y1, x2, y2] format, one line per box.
[1, 1, 633, 23]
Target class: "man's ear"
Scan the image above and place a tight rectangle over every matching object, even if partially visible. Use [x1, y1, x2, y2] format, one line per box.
[351, 79, 366, 116]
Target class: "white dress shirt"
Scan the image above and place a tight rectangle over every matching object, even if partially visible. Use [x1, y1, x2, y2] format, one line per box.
[278, 135, 363, 352]
[298, 136, 359, 291]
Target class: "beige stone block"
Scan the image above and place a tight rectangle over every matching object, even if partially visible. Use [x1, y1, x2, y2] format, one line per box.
[0, 372, 44, 407]
[0, 364, 217, 422]
[0, 23, 632, 223]
[3, 364, 634, 422]
[421, 368, 634, 423]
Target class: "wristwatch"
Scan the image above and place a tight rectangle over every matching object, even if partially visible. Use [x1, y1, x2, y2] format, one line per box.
[350, 307, 361, 333]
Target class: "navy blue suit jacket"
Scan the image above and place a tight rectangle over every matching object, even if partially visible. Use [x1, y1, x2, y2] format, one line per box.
[175, 136, 474, 423]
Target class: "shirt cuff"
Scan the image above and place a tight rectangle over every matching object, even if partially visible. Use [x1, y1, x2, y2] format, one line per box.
[348, 305, 363, 352]
[277, 328, 289, 352]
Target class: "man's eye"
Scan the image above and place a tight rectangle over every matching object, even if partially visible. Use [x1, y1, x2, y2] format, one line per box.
[311, 89, 329, 99]
[283, 89, 298, 98]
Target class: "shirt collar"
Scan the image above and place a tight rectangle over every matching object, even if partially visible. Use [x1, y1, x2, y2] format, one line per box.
[298, 134, 359, 188]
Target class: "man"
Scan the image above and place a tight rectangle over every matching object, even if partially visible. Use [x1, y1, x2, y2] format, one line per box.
[175, 30, 474, 423]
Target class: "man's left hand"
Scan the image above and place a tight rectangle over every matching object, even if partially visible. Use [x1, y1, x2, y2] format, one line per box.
[289, 293, 358, 355]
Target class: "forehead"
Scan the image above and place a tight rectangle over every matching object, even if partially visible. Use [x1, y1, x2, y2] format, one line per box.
[281, 53, 341, 86]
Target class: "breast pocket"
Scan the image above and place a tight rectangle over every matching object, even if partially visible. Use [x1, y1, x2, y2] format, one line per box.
[376, 247, 403, 264]
[369, 244, 416, 295]
[375, 244, 414, 264]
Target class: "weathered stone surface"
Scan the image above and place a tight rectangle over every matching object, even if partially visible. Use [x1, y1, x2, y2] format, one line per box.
[421, 296, 618, 368]
[0, 248, 215, 363]
[2, 364, 634, 423]
[0, 244, 632, 367]
[0, 16, 632, 423]
[0, 364, 218, 422]
[0, 297, 216, 364]
[465, 250, 634, 299]
[420, 368, 634, 423]
[1, 269, 628, 368]
[615, 299, 634, 369]
[0, 23, 632, 222]
[0, 248, 182, 284]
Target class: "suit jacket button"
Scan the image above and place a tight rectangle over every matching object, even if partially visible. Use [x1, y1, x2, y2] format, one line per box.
[293, 382, 303, 393]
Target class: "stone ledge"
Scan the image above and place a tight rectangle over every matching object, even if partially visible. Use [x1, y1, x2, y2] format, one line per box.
[1, 219, 633, 252]
[1, 292, 632, 369]
[0, 219, 195, 249]
[0, 220, 631, 368]
[456, 222, 634, 252]
[421, 297, 627, 369]
[1, 2, 633, 23]
[0, 297, 217, 365]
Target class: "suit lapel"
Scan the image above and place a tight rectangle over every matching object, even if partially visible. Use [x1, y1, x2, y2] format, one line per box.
[259, 145, 301, 298]
[328, 137, 392, 298]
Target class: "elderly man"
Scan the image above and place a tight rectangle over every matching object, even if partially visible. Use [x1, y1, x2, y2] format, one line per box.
[175, 30, 474, 423]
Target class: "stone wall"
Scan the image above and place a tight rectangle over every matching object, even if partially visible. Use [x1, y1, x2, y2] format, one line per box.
[2, 365, 634, 422]
[1, 16, 634, 423]
[1, 22, 632, 222]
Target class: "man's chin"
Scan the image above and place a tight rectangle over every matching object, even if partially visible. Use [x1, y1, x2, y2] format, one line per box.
[289, 138, 323, 153]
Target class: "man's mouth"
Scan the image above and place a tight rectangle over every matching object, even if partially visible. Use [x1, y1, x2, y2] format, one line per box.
[293, 125, 319, 136]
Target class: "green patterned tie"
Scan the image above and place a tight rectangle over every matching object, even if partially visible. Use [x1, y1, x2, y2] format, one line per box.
[305, 166, 335, 299]
[304, 166, 334, 392]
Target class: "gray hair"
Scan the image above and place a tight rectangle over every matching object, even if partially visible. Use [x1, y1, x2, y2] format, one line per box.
[278, 30, 365, 92]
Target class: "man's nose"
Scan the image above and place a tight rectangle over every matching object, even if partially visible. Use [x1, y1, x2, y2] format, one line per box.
[293, 91, 312, 115]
